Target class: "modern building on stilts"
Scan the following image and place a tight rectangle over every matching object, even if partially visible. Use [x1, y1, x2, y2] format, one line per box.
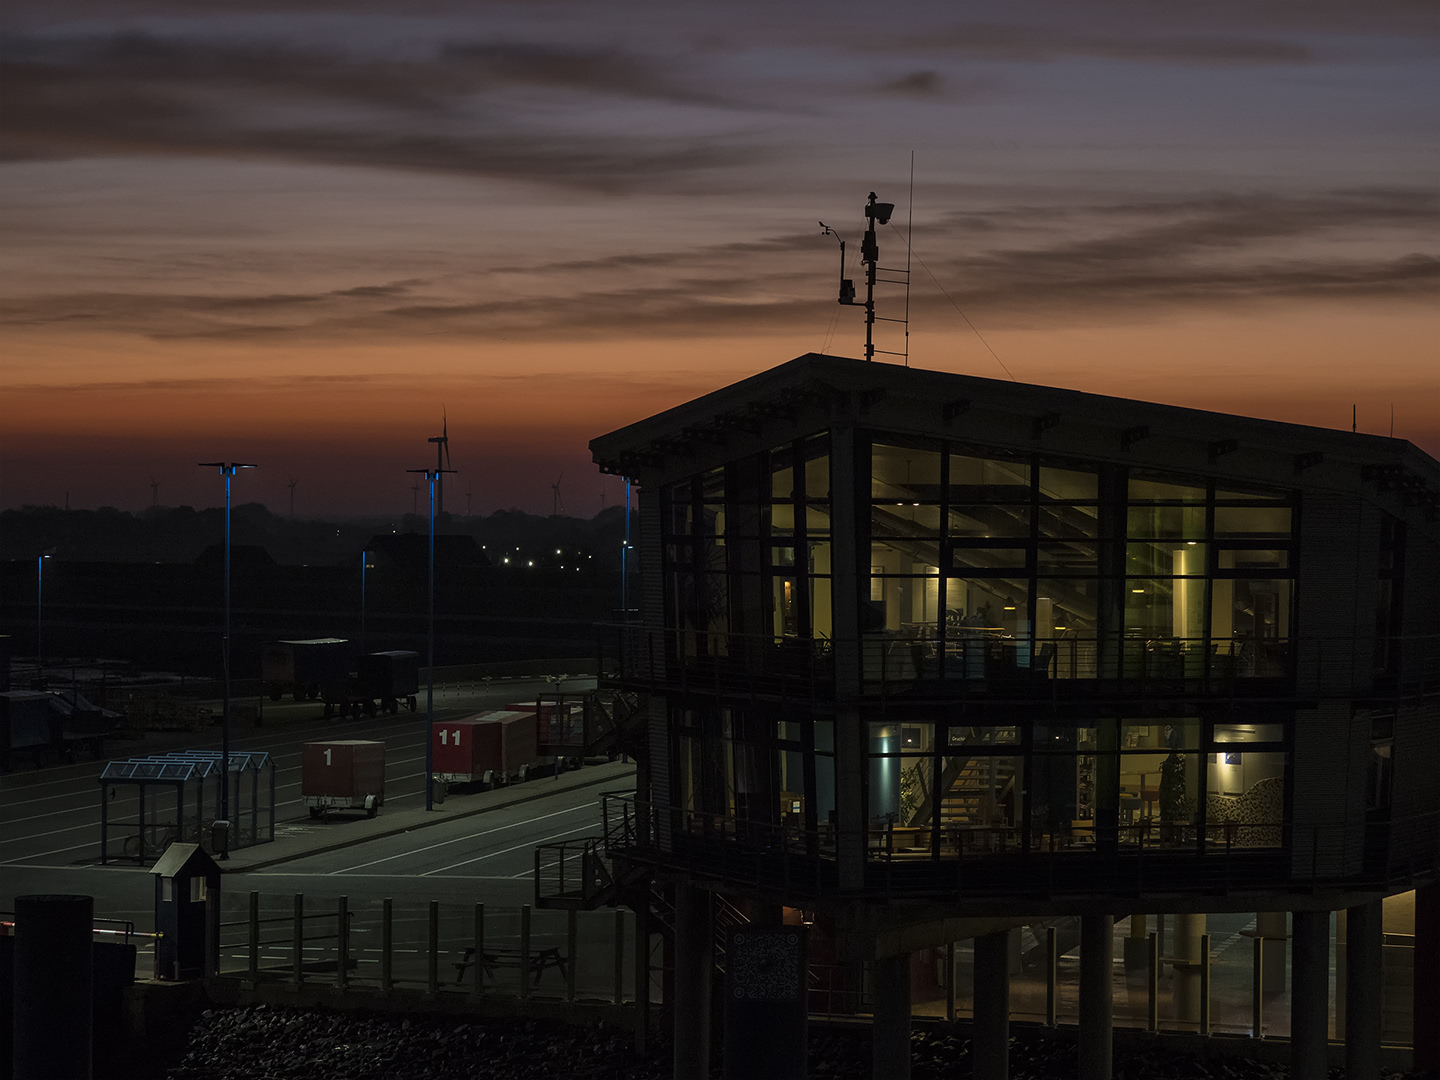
[571, 351, 1439, 1080]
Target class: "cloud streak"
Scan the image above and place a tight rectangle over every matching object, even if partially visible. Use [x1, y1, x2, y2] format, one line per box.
[5, 188, 1433, 342]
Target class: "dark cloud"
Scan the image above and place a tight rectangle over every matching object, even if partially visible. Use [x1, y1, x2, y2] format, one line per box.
[893, 23, 1315, 65]
[876, 70, 944, 96]
[0, 31, 766, 191]
[4, 188, 1434, 342]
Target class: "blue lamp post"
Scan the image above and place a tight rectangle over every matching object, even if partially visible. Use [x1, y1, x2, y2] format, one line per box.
[408, 464, 454, 811]
[199, 461, 256, 854]
[36, 553, 52, 681]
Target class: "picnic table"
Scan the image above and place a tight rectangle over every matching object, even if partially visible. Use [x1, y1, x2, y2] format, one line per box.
[453, 945, 567, 986]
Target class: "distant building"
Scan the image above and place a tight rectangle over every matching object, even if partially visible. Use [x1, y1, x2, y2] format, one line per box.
[589, 353, 1439, 1080]
[362, 533, 490, 575]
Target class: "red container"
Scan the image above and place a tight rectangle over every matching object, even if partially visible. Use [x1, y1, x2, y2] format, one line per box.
[510, 701, 584, 750]
[302, 739, 385, 817]
[432, 710, 537, 782]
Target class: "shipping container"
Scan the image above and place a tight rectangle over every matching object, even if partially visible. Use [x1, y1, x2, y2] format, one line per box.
[509, 699, 585, 754]
[301, 739, 385, 819]
[357, 650, 420, 714]
[432, 710, 540, 788]
[262, 639, 354, 704]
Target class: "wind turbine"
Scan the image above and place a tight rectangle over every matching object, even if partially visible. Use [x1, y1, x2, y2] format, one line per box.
[551, 473, 564, 517]
[427, 411, 451, 517]
[288, 477, 298, 518]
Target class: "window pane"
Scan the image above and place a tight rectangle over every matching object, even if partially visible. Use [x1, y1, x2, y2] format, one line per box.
[771, 453, 795, 501]
[1127, 505, 1206, 538]
[771, 545, 795, 567]
[770, 503, 795, 537]
[701, 467, 724, 502]
[1206, 751, 1284, 847]
[1037, 541, 1099, 575]
[1122, 718, 1200, 750]
[868, 571, 942, 631]
[806, 506, 833, 536]
[666, 543, 692, 565]
[1037, 579, 1100, 636]
[872, 443, 943, 499]
[1039, 465, 1098, 501]
[802, 442, 831, 499]
[1218, 548, 1288, 570]
[807, 542, 832, 575]
[951, 546, 1028, 570]
[947, 579, 1028, 637]
[941, 755, 1023, 845]
[772, 576, 799, 636]
[950, 453, 1030, 501]
[873, 502, 943, 535]
[1214, 505, 1292, 538]
[1214, 723, 1284, 744]
[948, 504, 1030, 538]
[1037, 504, 1102, 539]
[1212, 578, 1291, 641]
[1130, 477, 1206, 502]
[666, 495, 693, 537]
[1125, 580, 1206, 641]
[1216, 487, 1285, 501]
[1126, 541, 1206, 576]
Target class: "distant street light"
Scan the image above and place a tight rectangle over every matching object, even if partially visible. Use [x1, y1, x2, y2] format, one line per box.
[198, 460, 257, 857]
[408, 464, 455, 812]
[360, 549, 369, 653]
[36, 552, 52, 682]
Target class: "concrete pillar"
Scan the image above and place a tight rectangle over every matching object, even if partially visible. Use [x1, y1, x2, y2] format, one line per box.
[1078, 915, 1113, 1080]
[974, 931, 1011, 1080]
[13, 894, 93, 1080]
[1345, 899, 1383, 1080]
[672, 885, 713, 1080]
[1415, 884, 1440, 1073]
[1290, 910, 1329, 1080]
[1173, 913, 1206, 1024]
[1123, 914, 1148, 971]
[872, 953, 912, 1080]
[1256, 911, 1288, 993]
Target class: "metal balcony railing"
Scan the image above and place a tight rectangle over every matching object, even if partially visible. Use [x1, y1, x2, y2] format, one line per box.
[598, 625, 1439, 703]
[598, 795, 1440, 902]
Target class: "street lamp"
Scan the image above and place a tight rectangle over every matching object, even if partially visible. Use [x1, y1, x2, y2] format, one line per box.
[360, 549, 368, 653]
[36, 552, 52, 683]
[408, 465, 455, 811]
[198, 461, 257, 857]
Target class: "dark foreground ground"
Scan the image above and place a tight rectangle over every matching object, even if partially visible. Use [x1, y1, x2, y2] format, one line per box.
[159, 1006, 1428, 1080]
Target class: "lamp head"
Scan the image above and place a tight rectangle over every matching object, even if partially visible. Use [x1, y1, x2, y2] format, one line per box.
[865, 201, 895, 225]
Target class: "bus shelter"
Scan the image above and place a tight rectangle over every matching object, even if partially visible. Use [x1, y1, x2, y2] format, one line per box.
[99, 750, 275, 864]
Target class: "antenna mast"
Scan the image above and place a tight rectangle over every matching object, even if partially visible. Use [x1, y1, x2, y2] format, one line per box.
[821, 191, 907, 361]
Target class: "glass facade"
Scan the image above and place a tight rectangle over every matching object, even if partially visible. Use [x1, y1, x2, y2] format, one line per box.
[656, 427, 1301, 867]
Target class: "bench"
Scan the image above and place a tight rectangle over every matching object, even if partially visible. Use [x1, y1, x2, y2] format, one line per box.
[453, 946, 567, 986]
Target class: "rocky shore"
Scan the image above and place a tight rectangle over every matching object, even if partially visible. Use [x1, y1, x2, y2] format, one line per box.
[163, 1006, 1424, 1079]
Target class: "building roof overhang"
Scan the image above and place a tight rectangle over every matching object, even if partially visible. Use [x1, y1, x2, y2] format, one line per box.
[590, 353, 1439, 523]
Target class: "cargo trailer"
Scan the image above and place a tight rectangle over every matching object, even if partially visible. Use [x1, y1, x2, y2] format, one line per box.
[262, 638, 354, 710]
[301, 739, 385, 819]
[357, 650, 420, 715]
[0, 691, 57, 771]
[509, 697, 585, 763]
[431, 710, 541, 794]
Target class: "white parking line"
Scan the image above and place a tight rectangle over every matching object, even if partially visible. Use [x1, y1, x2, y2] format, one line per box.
[328, 804, 595, 875]
[423, 823, 597, 876]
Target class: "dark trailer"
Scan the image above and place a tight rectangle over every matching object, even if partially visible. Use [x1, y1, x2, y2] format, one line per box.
[357, 650, 420, 714]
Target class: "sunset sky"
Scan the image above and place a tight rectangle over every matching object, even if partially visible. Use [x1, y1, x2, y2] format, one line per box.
[3, 1, 1436, 518]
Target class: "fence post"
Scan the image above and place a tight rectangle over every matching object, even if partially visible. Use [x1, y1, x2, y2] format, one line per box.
[472, 903, 485, 1001]
[520, 904, 532, 1001]
[1199, 932, 1211, 1035]
[1252, 936, 1264, 1038]
[613, 908, 625, 1004]
[381, 898, 393, 992]
[427, 900, 440, 996]
[248, 891, 259, 984]
[945, 942, 956, 1021]
[1045, 925, 1058, 1025]
[292, 893, 305, 986]
[336, 896, 349, 989]
[1147, 931, 1159, 1032]
[567, 909, 578, 1002]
